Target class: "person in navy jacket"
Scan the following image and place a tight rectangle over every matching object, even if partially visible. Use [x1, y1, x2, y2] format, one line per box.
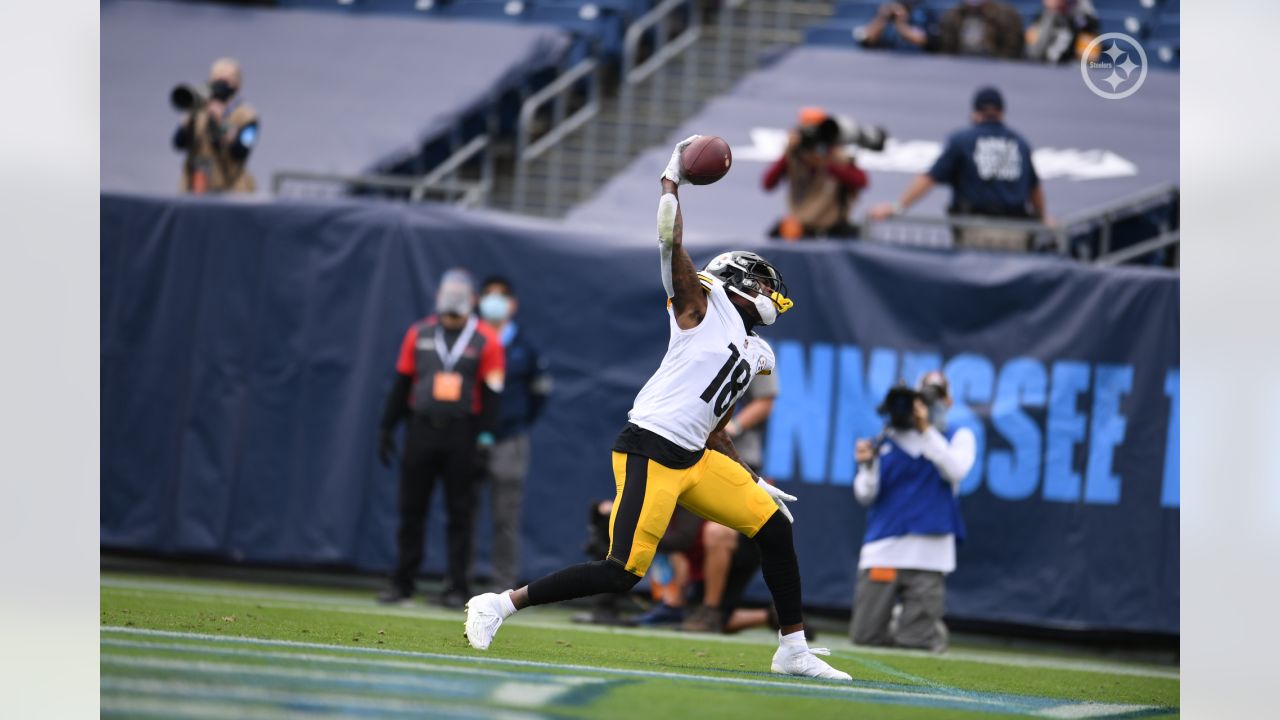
[850, 372, 975, 652]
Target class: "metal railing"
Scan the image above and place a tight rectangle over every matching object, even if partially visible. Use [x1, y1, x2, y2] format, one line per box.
[858, 184, 1180, 266]
[616, 0, 703, 163]
[271, 171, 490, 206]
[504, 0, 827, 216]
[513, 56, 603, 214]
[271, 134, 492, 206]
[1095, 230, 1179, 267]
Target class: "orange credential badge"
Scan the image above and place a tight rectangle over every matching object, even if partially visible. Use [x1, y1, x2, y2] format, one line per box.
[868, 567, 898, 583]
[432, 371, 463, 402]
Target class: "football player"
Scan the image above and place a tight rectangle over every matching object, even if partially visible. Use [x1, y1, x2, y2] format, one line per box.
[464, 136, 851, 681]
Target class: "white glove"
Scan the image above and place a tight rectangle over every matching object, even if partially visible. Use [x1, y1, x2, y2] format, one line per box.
[661, 134, 702, 186]
[757, 479, 797, 523]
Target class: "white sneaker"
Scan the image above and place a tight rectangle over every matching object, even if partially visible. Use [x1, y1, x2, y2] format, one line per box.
[463, 592, 509, 650]
[770, 645, 852, 681]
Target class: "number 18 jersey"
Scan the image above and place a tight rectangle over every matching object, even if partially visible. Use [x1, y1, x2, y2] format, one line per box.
[627, 273, 776, 452]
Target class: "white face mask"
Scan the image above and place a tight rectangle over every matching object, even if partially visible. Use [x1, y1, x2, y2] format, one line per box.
[478, 293, 511, 322]
[728, 285, 777, 326]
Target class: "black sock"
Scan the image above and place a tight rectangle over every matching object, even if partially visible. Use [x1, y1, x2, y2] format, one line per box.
[526, 559, 641, 607]
[751, 512, 804, 628]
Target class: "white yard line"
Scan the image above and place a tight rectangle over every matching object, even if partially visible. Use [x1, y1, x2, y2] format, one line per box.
[1035, 703, 1169, 719]
[102, 576, 1179, 680]
[101, 696, 298, 720]
[103, 638, 605, 685]
[100, 625, 1161, 719]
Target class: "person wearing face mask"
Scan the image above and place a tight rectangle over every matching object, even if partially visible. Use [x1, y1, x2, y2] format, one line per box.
[850, 371, 975, 652]
[172, 57, 260, 194]
[474, 276, 552, 592]
[377, 269, 505, 608]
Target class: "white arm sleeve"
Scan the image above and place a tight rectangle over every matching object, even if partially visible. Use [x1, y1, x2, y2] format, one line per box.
[853, 456, 880, 506]
[657, 194, 678, 298]
[919, 426, 977, 489]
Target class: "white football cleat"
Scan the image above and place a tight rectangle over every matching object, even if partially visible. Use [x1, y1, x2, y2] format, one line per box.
[770, 645, 853, 681]
[463, 592, 509, 651]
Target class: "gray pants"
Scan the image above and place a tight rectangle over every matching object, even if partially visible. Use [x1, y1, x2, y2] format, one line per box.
[484, 433, 530, 590]
[850, 568, 948, 651]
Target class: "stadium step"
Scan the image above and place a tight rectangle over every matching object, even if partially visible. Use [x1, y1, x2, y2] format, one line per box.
[486, 0, 835, 218]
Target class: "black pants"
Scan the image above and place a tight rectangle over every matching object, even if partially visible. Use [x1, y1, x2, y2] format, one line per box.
[393, 415, 477, 594]
[718, 536, 763, 626]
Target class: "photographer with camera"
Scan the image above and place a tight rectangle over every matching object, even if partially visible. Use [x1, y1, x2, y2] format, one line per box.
[171, 58, 259, 194]
[850, 371, 975, 652]
[762, 107, 884, 241]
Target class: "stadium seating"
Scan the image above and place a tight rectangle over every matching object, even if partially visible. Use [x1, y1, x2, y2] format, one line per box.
[101, 0, 571, 194]
[277, 0, 653, 60]
[807, 0, 1179, 67]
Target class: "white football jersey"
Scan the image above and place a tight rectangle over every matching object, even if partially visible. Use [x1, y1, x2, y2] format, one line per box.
[628, 273, 776, 451]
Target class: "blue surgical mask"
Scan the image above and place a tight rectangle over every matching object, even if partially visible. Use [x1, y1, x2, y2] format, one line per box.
[479, 293, 511, 322]
[929, 402, 949, 432]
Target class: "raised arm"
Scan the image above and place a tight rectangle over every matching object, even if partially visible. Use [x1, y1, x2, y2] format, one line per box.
[658, 136, 707, 330]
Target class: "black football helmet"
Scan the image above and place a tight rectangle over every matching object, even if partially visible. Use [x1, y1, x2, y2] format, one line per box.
[703, 251, 793, 324]
[703, 251, 788, 299]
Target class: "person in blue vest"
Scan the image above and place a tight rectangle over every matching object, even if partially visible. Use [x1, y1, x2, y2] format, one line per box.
[850, 371, 976, 651]
[377, 269, 505, 608]
[475, 275, 552, 592]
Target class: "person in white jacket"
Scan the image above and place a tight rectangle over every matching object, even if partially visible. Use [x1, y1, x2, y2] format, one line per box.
[851, 371, 975, 652]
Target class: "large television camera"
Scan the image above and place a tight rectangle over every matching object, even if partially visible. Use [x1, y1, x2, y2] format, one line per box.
[877, 384, 923, 431]
[797, 114, 888, 154]
[169, 83, 208, 112]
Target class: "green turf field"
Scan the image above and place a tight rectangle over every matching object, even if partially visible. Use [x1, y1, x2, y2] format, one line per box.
[100, 573, 1178, 719]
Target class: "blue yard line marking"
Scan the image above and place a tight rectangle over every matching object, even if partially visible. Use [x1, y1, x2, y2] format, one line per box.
[100, 681, 559, 720]
[100, 677, 548, 719]
[102, 654, 532, 703]
[100, 626, 1169, 718]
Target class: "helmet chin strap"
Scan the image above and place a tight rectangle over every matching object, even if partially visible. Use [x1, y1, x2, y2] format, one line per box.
[728, 285, 777, 326]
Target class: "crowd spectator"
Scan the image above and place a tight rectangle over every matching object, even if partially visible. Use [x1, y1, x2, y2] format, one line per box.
[1024, 0, 1100, 64]
[763, 107, 869, 241]
[850, 373, 975, 652]
[172, 57, 259, 194]
[870, 87, 1046, 250]
[475, 276, 552, 592]
[938, 0, 1025, 58]
[858, 2, 941, 52]
[377, 269, 504, 608]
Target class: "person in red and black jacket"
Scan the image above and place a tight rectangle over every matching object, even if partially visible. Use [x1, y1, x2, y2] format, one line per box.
[763, 107, 869, 241]
[377, 269, 505, 608]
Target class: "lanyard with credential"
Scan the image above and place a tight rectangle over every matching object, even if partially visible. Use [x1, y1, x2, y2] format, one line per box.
[434, 316, 478, 372]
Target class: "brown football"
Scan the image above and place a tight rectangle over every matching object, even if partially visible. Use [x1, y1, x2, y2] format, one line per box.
[679, 135, 733, 185]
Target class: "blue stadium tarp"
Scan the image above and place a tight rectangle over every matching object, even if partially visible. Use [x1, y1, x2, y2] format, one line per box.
[101, 193, 1178, 634]
[101, 0, 568, 194]
[569, 47, 1179, 242]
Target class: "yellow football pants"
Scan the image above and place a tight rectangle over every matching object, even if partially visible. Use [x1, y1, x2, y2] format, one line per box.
[606, 450, 779, 577]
